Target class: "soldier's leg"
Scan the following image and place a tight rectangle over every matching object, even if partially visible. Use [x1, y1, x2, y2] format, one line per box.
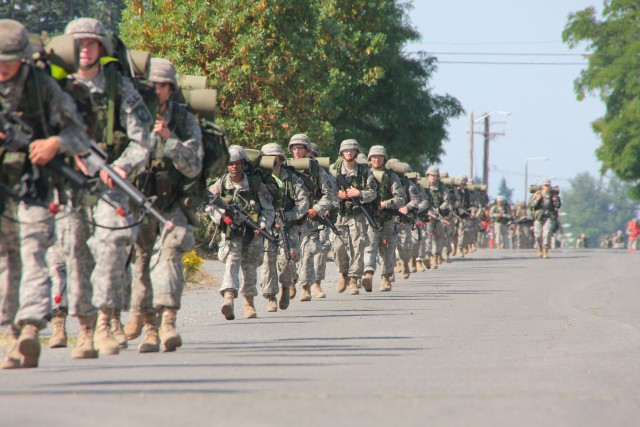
[349, 214, 368, 278]
[334, 220, 351, 274]
[297, 225, 320, 301]
[364, 225, 379, 275]
[0, 200, 20, 328]
[126, 219, 157, 340]
[260, 239, 279, 299]
[313, 226, 331, 282]
[63, 209, 96, 318]
[48, 214, 69, 349]
[239, 236, 264, 318]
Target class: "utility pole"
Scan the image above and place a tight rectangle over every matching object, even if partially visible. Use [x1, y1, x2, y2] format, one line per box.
[483, 114, 490, 188]
[469, 112, 474, 179]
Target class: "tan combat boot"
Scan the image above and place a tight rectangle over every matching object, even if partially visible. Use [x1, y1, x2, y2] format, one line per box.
[348, 277, 359, 295]
[49, 309, 68, 349]
[1, 326, 22, 369]
[289, 285, 297, 299]
[311, 281, 326, 298]
[138, 312, 160, 353]
[542, 248, 549, 259]
[279, 285, 291, 310]
[159, 308, 182, 352]
[300, 285, 312, 301]
[110, 309, 128, 349]
[17, 323, 41, 368]
[536, 246, 543, 258]
[266, 296, 278, 312]
[424, 256, 431, 269]
[337, 273, 348, 293]
[431, 256, 438, 269]
[409, 258, 417, 273]
[72, 315, 98, 359]
[394, 260, 403, 273]
[123, 312, 143, 340]
[402, 262, 410, 279]
[380, 274, 392, 292]
[221, 290, 235, 320]
[361, 272, 373, 293]
[244, 296, 257, 319]
[94, 309, 120, 355]
[415, 259, 426, 272]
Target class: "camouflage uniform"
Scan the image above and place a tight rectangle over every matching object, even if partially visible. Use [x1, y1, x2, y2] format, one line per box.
[453, 175, 473, 256]
[0, 19, 88, 368]
[490, 196, 512, 249]
[424, 166, 452, 267]
[330, 139, 377, 294]
[529, 178, 562, 258]
[210, 146, 275, 320]
[363, 147, 405, 291]
[390, 163, 422, 275]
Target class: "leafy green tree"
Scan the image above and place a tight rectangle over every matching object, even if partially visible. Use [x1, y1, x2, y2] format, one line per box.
[561, 172, 638, 246]
[120, 0, 461, 166]
[563, 1, 640, 199]
[497, 177, 514, 203]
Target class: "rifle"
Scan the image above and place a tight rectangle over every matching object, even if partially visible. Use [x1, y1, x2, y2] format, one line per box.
[1, 113, 175, 230]
[428, 207, 450, 226]
[383, 208, 425, 227]
[276, 208, 296, 262]
[208, 192, 277, 244]
[310, 212, 348, 246]
[335, 173, 382, 231]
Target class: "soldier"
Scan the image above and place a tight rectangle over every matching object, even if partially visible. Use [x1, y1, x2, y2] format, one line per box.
[122, 58, 203, 353]
[393, 164, 424, 277]
[287, 134, 336, 301]
[423, 166, 451, 268]
[529, 178, 562, 258]
[490, 196, 512, 249]
[64, 18, 153, 355]
[453, 175, 474, 257]
[0, 19, 89, 368]
[362, 146, 405, 292]
[438, 170, 456, 263]
[258, 142, 308, 311]
[330, 139, 377, 295]
[209, 145, 275, 319]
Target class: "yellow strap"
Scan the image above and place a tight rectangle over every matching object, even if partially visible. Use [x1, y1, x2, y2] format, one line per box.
[272, 173, 284, 189]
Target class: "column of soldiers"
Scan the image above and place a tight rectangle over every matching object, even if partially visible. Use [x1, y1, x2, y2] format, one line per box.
[0, 17, 562, 370]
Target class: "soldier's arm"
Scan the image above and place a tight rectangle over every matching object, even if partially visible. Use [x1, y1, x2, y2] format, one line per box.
[405, 181, 421, 211]
[42, 75, 89, 155]
[383, 173, 406, 210]
[439, 186, 452, 211]
[258, 182, 275, 229]
[359, 168, 377, 203]
[313, 168, 338, 216]
[162, 107, 203, 179]
[207, 178, 225, 225]
[284, 176, 310, 222]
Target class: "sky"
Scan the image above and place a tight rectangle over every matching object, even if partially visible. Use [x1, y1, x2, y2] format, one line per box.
[405, 0, 605, 202]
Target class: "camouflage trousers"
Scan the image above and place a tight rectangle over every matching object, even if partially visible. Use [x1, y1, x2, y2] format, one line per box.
[427, 220, 447, 257]
[313, 224, 332, 282]
[457, 217, 473, 249]
[88, 189, 138, 310]
[0, 199, 20, 327]
[261, 223, 301, 297]
[396, 223, 413, 263]
[48, 208, 96, 317]
[493, 222, 508, 248]
[364, 220, 399, 276]
[335, 212, 368, 278]
[218, 230, 265, 297]
[534, 218, 556, 249]
[296, 222, 321, 287]
[414, 225, 426, 260]
[129, 205, 194, 313]
[0, 202, 55, 330]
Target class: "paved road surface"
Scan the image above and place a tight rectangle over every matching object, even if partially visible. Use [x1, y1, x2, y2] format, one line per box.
[1, 248, 638, 427]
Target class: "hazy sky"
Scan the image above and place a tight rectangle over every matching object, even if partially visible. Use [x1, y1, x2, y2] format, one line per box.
[406, 0, 605, 201]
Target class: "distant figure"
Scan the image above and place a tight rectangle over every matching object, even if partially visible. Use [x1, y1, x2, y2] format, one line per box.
[575, 233, 587, 249]
[612, 230, 625, 249]
[626, 219, 639, 251]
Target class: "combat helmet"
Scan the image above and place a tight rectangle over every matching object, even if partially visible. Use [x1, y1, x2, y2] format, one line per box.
[310, 142, 320, 158]
[458, 174, 468, 185]
[227, 145, 249, 163]
[367, 145, 388, 160]
[260, 143, 286, 159]
[425, 165, 439, 176]
[149, 58, 177, 88]
[339, 139, 361, 155]
[440, 170, 449, 178]
[288, 134, 312, 152]
[65, 18, 112, 56]
[0, 20, 32, 61]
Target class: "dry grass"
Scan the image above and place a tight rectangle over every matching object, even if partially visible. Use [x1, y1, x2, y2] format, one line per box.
[185, 268, 219, 291]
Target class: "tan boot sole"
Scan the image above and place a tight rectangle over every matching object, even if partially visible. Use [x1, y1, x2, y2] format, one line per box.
[221, 303, 235, 320]
[18, 338, 40, 368]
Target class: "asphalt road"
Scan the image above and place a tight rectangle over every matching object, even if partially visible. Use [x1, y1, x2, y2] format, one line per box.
[1, 248, 638, 427]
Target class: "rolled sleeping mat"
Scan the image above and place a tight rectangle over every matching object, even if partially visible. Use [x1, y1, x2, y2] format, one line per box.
[286, 157, 311, 171]
[44, 34, 78, 77]
[387, 161, 409, 176]
[405, 172, 418, 181]
[529, 185, 560, 194]
[316, 157, 331, 171]
[128, 50, 151, 79]
[182, 89, 217, 122]
[178, 75, 207, 90]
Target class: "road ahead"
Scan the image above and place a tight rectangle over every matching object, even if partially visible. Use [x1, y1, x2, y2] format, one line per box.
[1, 249, 638, 427]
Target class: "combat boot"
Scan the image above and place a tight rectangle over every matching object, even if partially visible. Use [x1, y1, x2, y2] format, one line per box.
[394, 260, 403, 273]
[266, 296, 278, 312]
[430, 256, 438, 269]
[409, 258, 417, 273]
[279, 285, 291, 310]
[380, 274, 392, 292]
[49, 309, 68, 349]
[415, 259, 426, 272]
[337, 273, 348, 293]
[289, 285, 297, 299]
[424, 257, 431, 269]
[123, 312, 143, 340]
[244, 296, 257, 319]
[300, 285, 312, 301]
[160, 308, 181, 352]
[138, 312, 160, 353]
[349, 277, 359, 295]
[72, 315, 98, 359]
[402, 262, 411, 279]
[17, 323, 40, 368]
[110, 309, 128, 349]
[536, 246, 543, 258]
[94, 309, 120, 355]
[361, 272, 373, 293]
[1, 326, 21, 369]
[311, 281, 326, 298]
[542, 248, 549, 259]
[221, 290, 235, 320]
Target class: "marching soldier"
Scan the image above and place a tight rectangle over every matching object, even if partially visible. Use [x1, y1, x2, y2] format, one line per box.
[529, 178, 562, 258]
[490, 196, 512, 249]
[423, 166, 451, 268]
[453, 174, 474, 257]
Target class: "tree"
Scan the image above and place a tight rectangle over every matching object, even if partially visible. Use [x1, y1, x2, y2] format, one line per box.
[497, 177, 514, 203]
[561, 172, 638, 247]
[120, 0, 462, 166]
[563, 1, 640, 199]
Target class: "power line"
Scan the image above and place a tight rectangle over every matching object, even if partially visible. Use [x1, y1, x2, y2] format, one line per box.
[427, 51, 626, 58]
[438, 60, 588, 66]
[423, 40, 562, 46]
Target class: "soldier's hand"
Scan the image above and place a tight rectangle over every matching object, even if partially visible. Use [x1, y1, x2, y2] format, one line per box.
[338, 190, 349, 200]
[254, 224, 266, 236]
[0, 131, 6, 140]
[100, 165, 127, 188]
[153, 117, 171, 140]
[74, 155, 89, 176]
[346, 187, 360, 198]
[535, 193, 542, 200]
[29, 136, 61, 165]
[308, 208, 317, 219]
[399, 206, 409, 215]
[380, 201, 387, 209]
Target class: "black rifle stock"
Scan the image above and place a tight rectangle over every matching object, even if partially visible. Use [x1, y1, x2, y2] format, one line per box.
[383, 208, 425, 227]
[208, 192, 277, 244]
[335, 173, 382, 231]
